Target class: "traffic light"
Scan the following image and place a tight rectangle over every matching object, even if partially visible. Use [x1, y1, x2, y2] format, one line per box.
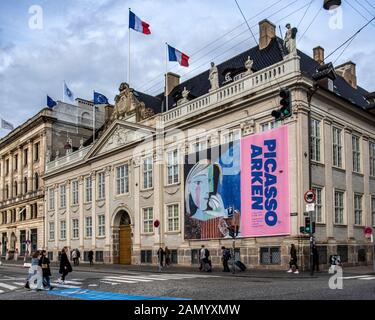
[300, 226, 305, 234]
[271, 88, 292, 121]
[305, 217, 311, 234]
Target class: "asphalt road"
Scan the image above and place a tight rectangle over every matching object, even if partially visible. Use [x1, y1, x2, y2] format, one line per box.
[0, 265, 374, 300]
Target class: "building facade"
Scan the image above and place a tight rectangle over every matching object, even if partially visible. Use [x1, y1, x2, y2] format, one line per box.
[40, 19, 375, 269]
[0, 100, 108, 258]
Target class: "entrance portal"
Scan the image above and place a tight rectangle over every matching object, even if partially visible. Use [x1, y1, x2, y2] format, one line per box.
[117, 211, 132, 265]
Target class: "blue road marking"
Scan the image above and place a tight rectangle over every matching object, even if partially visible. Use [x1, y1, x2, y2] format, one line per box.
[47, 288, 191, 300]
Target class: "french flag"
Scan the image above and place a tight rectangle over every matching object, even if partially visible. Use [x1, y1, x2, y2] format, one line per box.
[129, 10, 151, 35]
[168, 45, 190, 67]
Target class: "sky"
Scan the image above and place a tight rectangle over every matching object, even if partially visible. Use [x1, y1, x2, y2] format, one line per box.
[0, 0, 375, 138]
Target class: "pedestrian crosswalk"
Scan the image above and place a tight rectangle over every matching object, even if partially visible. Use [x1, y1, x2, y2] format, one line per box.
[340, 275, 375, 281]
[100, 272, 221, 286]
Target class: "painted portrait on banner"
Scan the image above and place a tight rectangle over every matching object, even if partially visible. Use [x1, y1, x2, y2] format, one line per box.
[184, 140, 241, 240]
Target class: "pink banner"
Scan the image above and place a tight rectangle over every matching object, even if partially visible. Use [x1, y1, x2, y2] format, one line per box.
[240, 126, 290, 237]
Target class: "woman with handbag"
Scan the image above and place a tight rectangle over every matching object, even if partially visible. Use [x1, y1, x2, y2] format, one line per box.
[39, 250, 52, 290]
[58, 247, 72, 284]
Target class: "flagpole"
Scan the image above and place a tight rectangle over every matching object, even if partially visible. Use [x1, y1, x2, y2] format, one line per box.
[93, 91, 96, 143]
[165, 42, 168, 113]
[128, 8, 131, 88]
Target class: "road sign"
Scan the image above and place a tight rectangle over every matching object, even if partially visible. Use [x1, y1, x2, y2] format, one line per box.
[153, 219, 160, 228]
[364, 227, 373, 238]
[306, 203, 315, 212]
[304, 190, 316, 203]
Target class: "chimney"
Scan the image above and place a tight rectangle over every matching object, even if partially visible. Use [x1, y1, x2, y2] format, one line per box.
[259, 19, 276, 50]
[165, 72, 180, 96]
[313, 46, 325, 65]
[335, 61, 357, 89]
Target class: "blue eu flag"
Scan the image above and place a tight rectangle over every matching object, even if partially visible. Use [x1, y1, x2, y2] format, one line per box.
[47, 95, 57, 109]
[94, 91, 109, 104]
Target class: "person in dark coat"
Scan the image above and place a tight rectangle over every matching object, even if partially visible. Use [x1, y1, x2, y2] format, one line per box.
[39, 250, 52, 290]
[312, 244, 320, 272]
[287, 244, 299, 274]
[221, 246, 231, 272]
[58, 247, 72, 283]
[88, 250, 94, 266]
[164, 247, 171, 267]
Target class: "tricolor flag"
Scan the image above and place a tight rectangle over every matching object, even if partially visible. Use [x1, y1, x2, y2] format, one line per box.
[129, 10, 151, 35]
[1, 118, 14, 131]
[168, 45, 189, 67]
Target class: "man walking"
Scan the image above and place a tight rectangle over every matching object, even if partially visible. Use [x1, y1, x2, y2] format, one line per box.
[287, 244, 299, 274]
[221, 246, 231, 272]
[199, 245, 206, 271]
[88, 250, 94, 266]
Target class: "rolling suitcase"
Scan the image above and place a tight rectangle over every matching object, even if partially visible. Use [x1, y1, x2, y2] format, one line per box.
[235, 260, 246, 271]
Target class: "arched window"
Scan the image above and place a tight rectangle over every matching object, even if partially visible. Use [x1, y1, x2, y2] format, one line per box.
[24, 177, 28, 194]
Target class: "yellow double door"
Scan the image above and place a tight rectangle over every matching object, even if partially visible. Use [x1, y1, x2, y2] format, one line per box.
[119, 225, 132, 265]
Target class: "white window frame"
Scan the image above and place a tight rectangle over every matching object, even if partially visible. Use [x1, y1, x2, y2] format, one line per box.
[167, 149, 179, 185]
[85, 216, 92, 238]
[60, 220, 66, 240]
[97, 172, 105, 200]
[49, 222, 55, 241]
[352, 135, 361, 173]
[354, 193, 363, 226]
[85, 176, 92, 203]
[116, 164, 129, 195]
[167, 204, 180, 232]
[143, 207, 154, 234]
[334, 190, 345, 225]
[369, 142, 375, 177]
[72, 218, 79, 239]
[192, 138, 207, 153]
[372, 197, 375, 227]
[49, 188, 55, 211]
[143, 156, 153, 189]
[310, 119, 321, 162]
[260, 120, 281, 132]
[60, 185, 66, 209]
[71, 180, 79, 205]
[312, 187, 324, 223]
[222, 129, 241, 144]
[98, 215, 105, 237]
[332, 127, 343, 168]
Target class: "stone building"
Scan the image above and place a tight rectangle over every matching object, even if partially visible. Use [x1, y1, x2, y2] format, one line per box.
[0, 99, 109, 258]
[43, 19, 375, 269]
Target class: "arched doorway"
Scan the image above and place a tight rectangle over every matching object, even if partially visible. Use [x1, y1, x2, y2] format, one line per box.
[115, 210, 132, 265]
[10, 232, 16, 251]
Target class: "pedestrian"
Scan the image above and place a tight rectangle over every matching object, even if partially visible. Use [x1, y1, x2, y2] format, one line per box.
[164, 247, 171, 267]
[157, 247, 164, 270]
[312, 244, 320, 272]
[25, 251, 43, 290]
[287, 244, 299, 274]
[221, 246, 231, 272]
[58, 247, 72, 284]
[39, 250, 52, 290]
[88, 250, 94, 266]
[199, 245, 206, 271]
[5, 249, 9, 261]
[202, 247, 212, 272]
[72, 249, 77, 266]
[14, 248, 19, 261]
[76, 248, 81, 266]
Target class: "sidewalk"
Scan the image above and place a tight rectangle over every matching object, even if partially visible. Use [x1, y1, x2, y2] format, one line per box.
[2, 259, 373, 278]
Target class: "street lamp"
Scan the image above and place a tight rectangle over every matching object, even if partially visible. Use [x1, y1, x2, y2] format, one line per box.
[323, 0, 341, 10]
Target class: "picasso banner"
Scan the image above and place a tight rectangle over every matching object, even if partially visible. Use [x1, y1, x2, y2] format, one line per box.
[240, 126, 290, 237]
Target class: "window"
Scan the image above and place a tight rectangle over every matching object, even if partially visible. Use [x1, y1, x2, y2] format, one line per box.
[143, 157, 153, 189]
[34, 173, 39, 190]
[337, 245, 348, 262]
[116, 165, 129, 195]
[143, 208, 153, 233]
[5, 184, 9, 199]
[167, 150, 179, 185]
[98, 172, 105, 200]
[14, 154, 18, 171]
[222, 130, 241, 143]
[14, 181, 18, 196]
[334, 190, 344, 224]
[372, 197, 375, 227]
[49, 222, 55, 241]
[49, 188, 55, 210]
[141, 250, 153, 263]
[86, 217, 92, 238]
[352, 135, 361, 173]
[5, 159, 9, 175]
[354, 194, 363, 225]
[34, 142, 40, 162]
[310, 119, 321, 162]
[167, 204, 179, 232]
[19, 207, 26, 221]
[260, 247, 281, 264]
[332, 127, 342, 168]
[312, 187, 323, 223]
[260, 120, 281, 132]
[95, 251, 104, 262]
[72, 180, 79, 205]
[85, 176, 92, 203]
[370, 142, 375, 176]
[24, 177, 28, 194]
[60, 220, 66, 240]
[60, 185, 66, 208]
[23, 149, 28, 166]
[193, 139, 207, 152]
[72, 219, 79, 239]
[98, 215, 105, 237]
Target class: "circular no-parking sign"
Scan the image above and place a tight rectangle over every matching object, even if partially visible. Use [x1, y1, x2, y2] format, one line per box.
[154, 220, 160, 228]
[304, 190, 316, 203]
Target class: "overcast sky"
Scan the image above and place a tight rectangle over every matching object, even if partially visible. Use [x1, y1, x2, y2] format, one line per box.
[1, 0, 374, 138]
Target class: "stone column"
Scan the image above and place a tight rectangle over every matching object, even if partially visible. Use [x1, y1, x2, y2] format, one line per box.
[0, 157, 4, 202]
[78, 176, 84, 249]
[27, 140, 33, 192]
[17, 147, 23, 195]
[91, 173, 97, 249]
[344, 128, 354, 239]
[104, 167, 111, 248]
[54, 186, 58, 250]
[26, 204, 31, 220]
[324, 118, 334, 239]
[133, 159, 141, 248]
[9, 153, 13, 199]
[362, 136, 371, 227]
[66, 182, 71, 249]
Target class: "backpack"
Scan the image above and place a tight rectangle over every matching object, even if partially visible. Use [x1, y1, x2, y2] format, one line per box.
[204, 248, 210, 258]
[223, 249, 231, 260]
